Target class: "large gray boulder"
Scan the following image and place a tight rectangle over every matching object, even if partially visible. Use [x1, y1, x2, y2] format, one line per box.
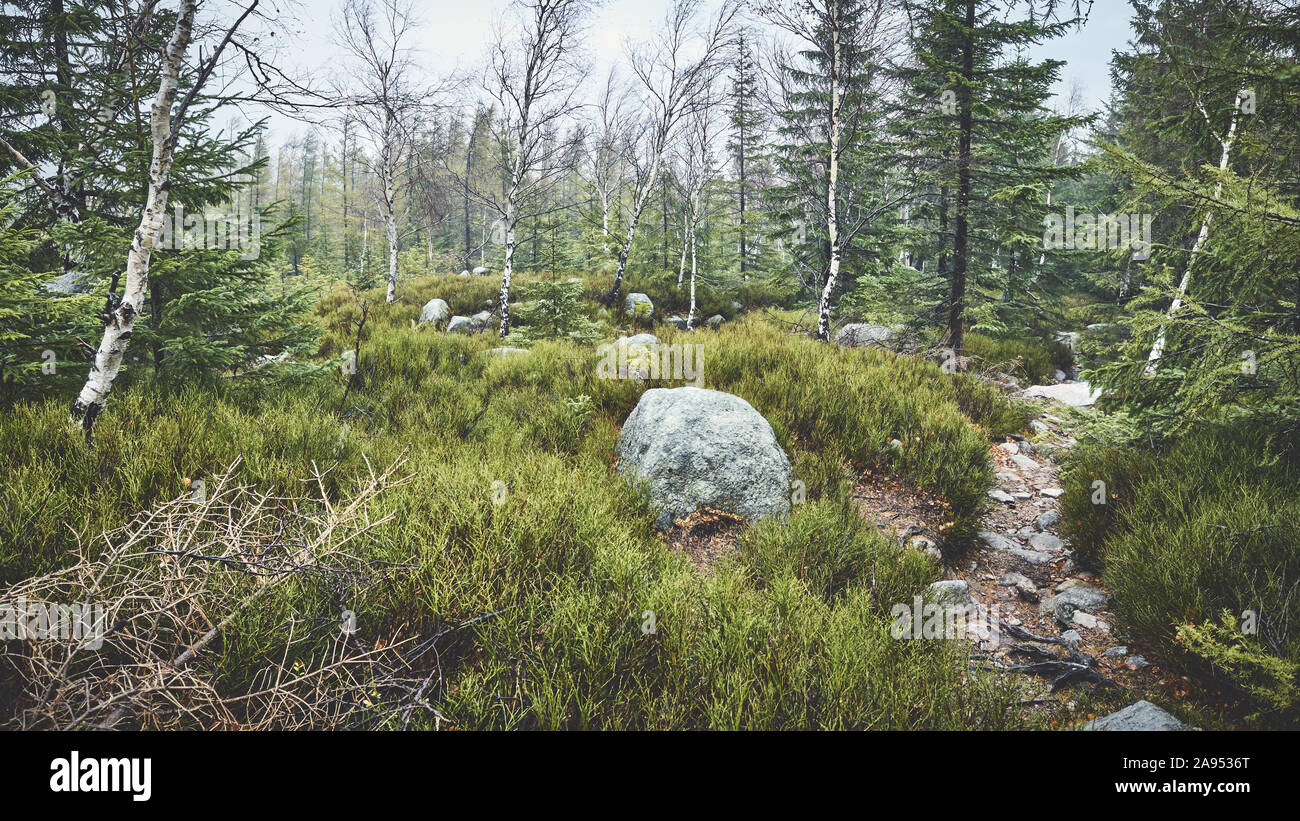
[471, 310, 498, 331]
[616, 387, 793, 530]
[624, 292, 654, 320]
[447, 315, 474, 334]
[835, 323, 898, 349]
[419, 298, 451, 327]
[1082, 701, 1189, 731]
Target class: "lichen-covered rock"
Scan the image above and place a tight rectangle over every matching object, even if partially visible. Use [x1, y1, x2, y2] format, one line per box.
[447, 315, 474, 334]
[834, 323, 898, 349]
[419, 298, 450, 327]
[926, 580, 973, 608]
[624, 292, 654, 320]
[706, 314, 724, 329]
[616, 387, 793, 530]
[1082, 700, 1189, 731]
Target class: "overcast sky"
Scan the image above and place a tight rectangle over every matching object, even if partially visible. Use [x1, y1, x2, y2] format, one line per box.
[245, 0, 1138, 142]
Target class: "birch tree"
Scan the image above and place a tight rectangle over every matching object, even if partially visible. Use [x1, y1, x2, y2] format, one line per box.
[672, 82, 721, 329]
[1144, 91, 1246, 373]
[69, 0, 261, 441]
[761, 0, 904, 341]
[579, 69, 632, 259]
[334, 0, 426, 304]
[484, 0, 591, 337]
[603, 0, 736, 306]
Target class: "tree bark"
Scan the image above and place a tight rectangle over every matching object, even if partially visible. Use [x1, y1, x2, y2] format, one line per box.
[815, 4, 842, 343]
[946, 0, 976, 361]
[69, 0, 197, 442]
[1145, 88, 1244, 374]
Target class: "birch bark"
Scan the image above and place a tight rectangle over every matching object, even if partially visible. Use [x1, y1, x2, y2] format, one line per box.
[69, 0, 198, 440]
[1145, 89, 1245, 374]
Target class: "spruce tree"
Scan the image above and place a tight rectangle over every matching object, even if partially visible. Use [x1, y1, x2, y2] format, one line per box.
[892, 0, 1089, 357]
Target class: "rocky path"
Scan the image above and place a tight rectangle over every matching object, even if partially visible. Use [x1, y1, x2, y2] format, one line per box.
[856, 393, 1189, 727]
[948, 405, 1157, 695]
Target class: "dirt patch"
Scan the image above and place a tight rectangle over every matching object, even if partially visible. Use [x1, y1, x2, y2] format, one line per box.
[851, 471, 955, 548]
[658, 508, 750, 571]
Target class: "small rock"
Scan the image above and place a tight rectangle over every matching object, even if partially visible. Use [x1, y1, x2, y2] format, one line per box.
[1126, 654, 1150, 670]
[1054, 369, 1068, 382]
[907, 536, 942, 561]
[1013, 491, 1033, 500]
[998, 441, 1020, 455]
[1102, 646, 1129, 658]
[706, 314, 724, 329]
[978, 531, 1019, 551]
[1029, 532, 1065, 552]
[988, 489, 1016, 504]
[997, 572, 1038, 601]
[1040, 585, 1109, 622]
[1073, 611, 1099, 629]
[1010, 454, 1039, 471]
[1082, 700, 1187, 731]
[1030, 419, 1049, 434]
[1060, 629, 1083, 645]
[1040, 487, 1065, 498]
[927, 579, 974, 607]
[1035, 509, 1061, 530]
[447, 315, 474, 334]
[1010, 547, 1053, 565]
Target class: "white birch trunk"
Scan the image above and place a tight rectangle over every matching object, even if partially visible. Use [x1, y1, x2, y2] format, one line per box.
[677, 211, 688, 288]
[383, 156, 398, 303]
[816, 17, 842, 343]
[499, 217, 516, 338]
[361, 218, 368, 281]
[69, 0, 197, 439]
[600, 192, 611, 256]
[1145, 89, 1244, 374]
[687, 219, 698, 330]
[608, 152, 661, 304]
